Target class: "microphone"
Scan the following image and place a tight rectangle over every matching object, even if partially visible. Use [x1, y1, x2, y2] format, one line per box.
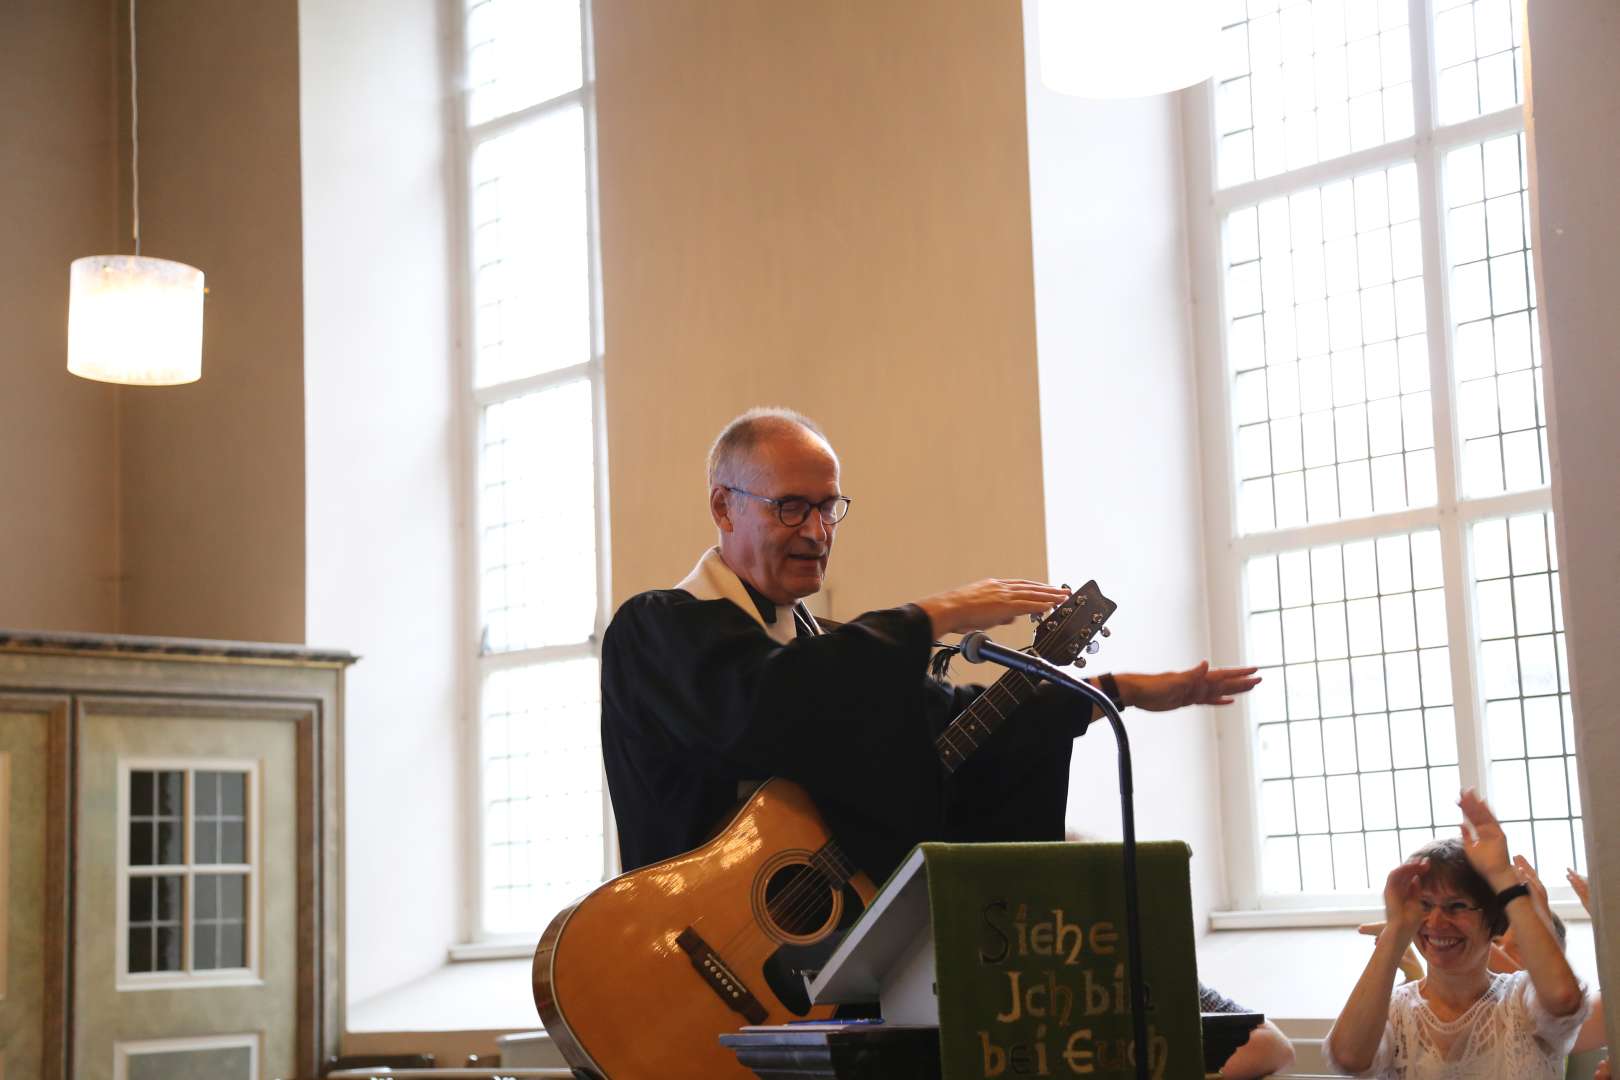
[958, 631, 1068, 683]
[958, 632, 1146, 1080]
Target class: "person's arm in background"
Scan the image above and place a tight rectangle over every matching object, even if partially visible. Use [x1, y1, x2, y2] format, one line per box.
[1198, 984, 1295, 1080]
[1576, 997, 1609, 1055]
[1567, 869, 1607, 1054]
[1356, 922, 1425, 982]
[1492, 854, 1562, 971]
[1220, 1021, 1295, 1079]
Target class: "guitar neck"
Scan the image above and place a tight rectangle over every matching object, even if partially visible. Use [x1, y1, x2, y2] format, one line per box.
[934, 666, 1047, 774]
[930, 579, 1116, 777]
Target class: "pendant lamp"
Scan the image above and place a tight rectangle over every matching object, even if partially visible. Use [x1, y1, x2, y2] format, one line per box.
[1037, 0, 1219, 100]
[67, 0, 204, 386]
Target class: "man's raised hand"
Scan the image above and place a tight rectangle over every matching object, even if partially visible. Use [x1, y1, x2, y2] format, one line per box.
[917, 579, 1072, 637]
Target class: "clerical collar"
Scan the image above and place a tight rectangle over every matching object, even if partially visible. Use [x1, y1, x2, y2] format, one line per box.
[739, 578, 783, 625]
[673, 548, 820, 643]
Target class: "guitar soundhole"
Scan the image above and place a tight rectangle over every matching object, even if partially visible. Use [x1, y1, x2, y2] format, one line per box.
[762, 864, 836, 937]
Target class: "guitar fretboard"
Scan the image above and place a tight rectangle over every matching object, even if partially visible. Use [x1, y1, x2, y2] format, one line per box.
[928, 580, 1114, 777]
[934, 667, 1046, 774]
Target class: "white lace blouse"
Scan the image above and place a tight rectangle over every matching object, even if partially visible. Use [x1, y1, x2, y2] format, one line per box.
[1326, 970, 1591, 1080]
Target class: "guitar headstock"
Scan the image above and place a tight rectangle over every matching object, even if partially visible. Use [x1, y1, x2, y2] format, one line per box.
[1030, 580, 1117, 668]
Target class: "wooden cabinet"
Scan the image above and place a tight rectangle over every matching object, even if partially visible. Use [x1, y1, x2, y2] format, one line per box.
[0, 630, 353, 1080]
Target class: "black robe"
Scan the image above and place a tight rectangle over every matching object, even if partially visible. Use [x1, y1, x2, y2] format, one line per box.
[600, 585, 1094, 882]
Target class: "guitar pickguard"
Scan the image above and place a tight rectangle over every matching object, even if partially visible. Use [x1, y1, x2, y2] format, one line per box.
[760, 882, 866, 1014]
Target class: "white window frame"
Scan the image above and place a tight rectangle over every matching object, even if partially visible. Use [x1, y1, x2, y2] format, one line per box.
[115, 758, 263, 990]
[112, 1032, 260, 1080]
[450, 0, 616, 950]
[1184, 0, 1565, 922]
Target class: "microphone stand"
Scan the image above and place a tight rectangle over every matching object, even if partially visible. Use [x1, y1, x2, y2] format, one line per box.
[962, 639, 1150, 1080]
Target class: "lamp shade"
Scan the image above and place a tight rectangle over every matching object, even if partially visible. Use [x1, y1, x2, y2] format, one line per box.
[67, 254, 205, 386]
[1037, 0, 1219, 99]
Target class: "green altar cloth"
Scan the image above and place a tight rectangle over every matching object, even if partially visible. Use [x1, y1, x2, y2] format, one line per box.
[920, 841, 1203, 1080]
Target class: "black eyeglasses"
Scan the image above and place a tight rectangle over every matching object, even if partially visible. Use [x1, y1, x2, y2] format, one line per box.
[725, 487, 852, 527]
[1419, 898, 1483, 918]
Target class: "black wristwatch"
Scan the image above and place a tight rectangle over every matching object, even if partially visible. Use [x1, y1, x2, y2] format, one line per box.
[1496, 882, 1532, 907]
[1096, 673, 1127, 711]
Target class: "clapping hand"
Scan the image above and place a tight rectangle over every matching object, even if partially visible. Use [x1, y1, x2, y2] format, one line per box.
[1514, 854, 1552, 906]
[1458, 788, 1515, 889]
[1493, 855, 1557, 970]
[1117, 662, 1261, 711]
[1384, 857, 1431, 937]
[1567, 868, 1592, 915]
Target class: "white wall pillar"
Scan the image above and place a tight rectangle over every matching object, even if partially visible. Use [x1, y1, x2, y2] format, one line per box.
[1525, 0, 1620, 1045]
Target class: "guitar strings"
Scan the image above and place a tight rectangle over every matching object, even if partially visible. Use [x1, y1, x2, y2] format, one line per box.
[734, 841, 857, 958]
[754, 845, 848, 941]
[708, 842, 852, 976]
[938, 670, 1040, 757]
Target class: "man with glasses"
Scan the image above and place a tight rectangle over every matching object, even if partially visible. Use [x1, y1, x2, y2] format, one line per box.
[601, 407, 1260, 881]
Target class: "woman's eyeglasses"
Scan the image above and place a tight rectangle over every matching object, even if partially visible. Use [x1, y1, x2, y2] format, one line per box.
[1419, 898, 1483, 918]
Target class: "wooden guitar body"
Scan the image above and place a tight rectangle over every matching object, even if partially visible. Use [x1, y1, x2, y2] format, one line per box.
[533, 779, 876, 1079]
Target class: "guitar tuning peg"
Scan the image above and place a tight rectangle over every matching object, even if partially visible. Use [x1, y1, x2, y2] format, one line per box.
[1100, 627, 1111, 637]
[1085, 640, 1101, 654]
[1028, 612, 1042, 624]
[1061, 583, 1071, 592]
[1073, 656, 1087, 668]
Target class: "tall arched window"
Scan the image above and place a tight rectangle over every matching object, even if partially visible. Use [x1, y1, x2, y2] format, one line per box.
[1188, 0, 1578, 918]
[456, 0, 610, 940]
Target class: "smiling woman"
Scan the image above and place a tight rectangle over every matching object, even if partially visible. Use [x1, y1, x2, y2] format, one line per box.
[1324, 788, 1588, 1079]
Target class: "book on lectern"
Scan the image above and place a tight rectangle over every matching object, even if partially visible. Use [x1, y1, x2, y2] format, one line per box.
[807, 841, 1205, 1080]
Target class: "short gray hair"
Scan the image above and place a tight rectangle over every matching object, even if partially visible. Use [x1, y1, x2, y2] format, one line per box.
[706, 407, 826, 488]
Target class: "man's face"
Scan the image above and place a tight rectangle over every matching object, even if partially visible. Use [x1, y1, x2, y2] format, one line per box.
[713, 428, 842, 605]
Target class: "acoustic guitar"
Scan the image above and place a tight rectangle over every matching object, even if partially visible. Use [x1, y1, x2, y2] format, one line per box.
[532, 581, 1117, 1079]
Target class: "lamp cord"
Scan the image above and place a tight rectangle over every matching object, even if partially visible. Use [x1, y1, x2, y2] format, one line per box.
[130, 0, 140, 256]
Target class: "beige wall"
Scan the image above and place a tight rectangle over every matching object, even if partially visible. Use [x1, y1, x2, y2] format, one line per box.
[114, 0, 306, 642]
[0, 0, 120, 632]
[1526, 0, 1620, 1046]
[0, 0, 305, 643]
[593, 0, 1050, 617]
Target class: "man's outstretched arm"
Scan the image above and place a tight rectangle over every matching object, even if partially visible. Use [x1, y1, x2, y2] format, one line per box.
[918, 580, 1262, 718]
[1114, 662, 1263, 711]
